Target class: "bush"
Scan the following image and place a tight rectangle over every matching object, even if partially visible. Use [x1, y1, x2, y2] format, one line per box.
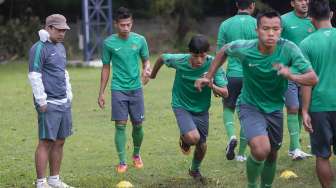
[0, 16, 41, 61]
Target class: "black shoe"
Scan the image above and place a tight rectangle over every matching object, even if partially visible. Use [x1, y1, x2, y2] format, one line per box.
[189, 168, 202, 179]
[225, 137, 237, 160]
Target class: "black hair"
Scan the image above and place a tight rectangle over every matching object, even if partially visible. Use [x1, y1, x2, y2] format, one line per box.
[309, 0, 331, 20]
[188, 34, 210, 54]
[257, 10, 282, 27]
[236, 0, 255, 10]
[115, 7, 132, 21]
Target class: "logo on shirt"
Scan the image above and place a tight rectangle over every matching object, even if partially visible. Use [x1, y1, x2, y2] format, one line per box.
[115, 48, 121, 51]
[290, 26, 298, 29]
[51, 53, 56, 56]
[131, 44, 138, 50]
[308, 28, 314, 33]
[248, 63, 259, 67]
[324, 31, 331, 37]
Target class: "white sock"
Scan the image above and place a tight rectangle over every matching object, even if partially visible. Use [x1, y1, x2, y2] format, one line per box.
[48, 175, 60, 185]
[230, 135, 237, 140]
[36, 177, 47, 184]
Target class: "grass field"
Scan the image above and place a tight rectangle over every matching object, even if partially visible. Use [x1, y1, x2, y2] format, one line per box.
[0, 60, 325, 188]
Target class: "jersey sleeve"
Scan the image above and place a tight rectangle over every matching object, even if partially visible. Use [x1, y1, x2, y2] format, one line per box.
[28, 42, 47, 106]
[287, 41, 312, 74]
[161, 54, 184, 69]
[101, 40, 112, 65]
[213, 67, 228, 87]
[216, 22, 226, 52]
[140, 37, 150, 61]
[28, 42, 45, 73]
[224, 40, 245, 60]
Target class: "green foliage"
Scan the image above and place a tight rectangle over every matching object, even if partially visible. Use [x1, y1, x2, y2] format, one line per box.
[0, 17, 41, 60]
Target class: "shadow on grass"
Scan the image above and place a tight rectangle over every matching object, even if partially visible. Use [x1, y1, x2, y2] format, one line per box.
[145, 176, 226, 188]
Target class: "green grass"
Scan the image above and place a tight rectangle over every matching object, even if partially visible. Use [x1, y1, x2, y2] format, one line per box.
[0, 60, 326, 188]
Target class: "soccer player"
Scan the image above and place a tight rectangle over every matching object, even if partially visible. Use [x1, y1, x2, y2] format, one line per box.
[216, 0, 257, 161]
[281, 0, 315, 160]
[98, 7, 151, 173]
[28, 14, 74, 188]
[195, 11, 318, 188]
[150, 35, 228, 179]
[301, 0, 336, 187]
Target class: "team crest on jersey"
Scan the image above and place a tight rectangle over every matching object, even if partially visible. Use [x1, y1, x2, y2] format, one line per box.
[131, 44, 138, 50]
[308, 28, 313, 33]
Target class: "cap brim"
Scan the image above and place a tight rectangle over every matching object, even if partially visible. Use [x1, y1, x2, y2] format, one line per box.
[53, 24, 70, 30]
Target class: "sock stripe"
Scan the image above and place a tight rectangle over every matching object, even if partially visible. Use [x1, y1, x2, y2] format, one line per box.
[249, 155, 265, 164]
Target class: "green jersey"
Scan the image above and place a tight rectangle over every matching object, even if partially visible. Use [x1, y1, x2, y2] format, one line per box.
[102, 32, 149, 91]
[217, 12, 257, 77]
[162, 54, 227, 113]
[281, 11, 315, 45]
[300, 28, 336, 112]
[225, 39, 311, 113]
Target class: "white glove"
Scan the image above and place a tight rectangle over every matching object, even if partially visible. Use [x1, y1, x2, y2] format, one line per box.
[38, 29, 49, 42]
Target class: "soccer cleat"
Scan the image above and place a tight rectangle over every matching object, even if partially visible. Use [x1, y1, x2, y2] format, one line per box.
[225, 136, 237, 160]
[236, 155, 247, 162]
[36, 181, 51, 188]
[189, 168, 202, 179]
[179, 136, 191, 155]
[289, 149, 312, 160]
[47, 180, 74, 188]
[116, 163, 128, 173]
[132, 155, 144, 169]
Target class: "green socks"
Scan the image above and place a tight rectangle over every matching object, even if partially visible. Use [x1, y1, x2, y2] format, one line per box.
[115, 124, 127, 164]
[191, 158, 202, 171]
[238, 128, 247, 156]
[287, 114, 301, 151]
[132, 125, 144, 156]
[260, 160, 277, 188]
[223, 108, 235, 141]
[246, 155, 265, 188]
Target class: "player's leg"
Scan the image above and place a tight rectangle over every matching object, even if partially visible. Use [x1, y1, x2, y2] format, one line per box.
[285, 81, 310, 159]
[189, 111, 209, 178]
[173, 108, 200, 155]
[48, 102, 74, 187]
[129, 88, 145, 169]
[310, 112, 335, 187]
[239, 104, 270, 188]
[260, 110, 283, 188]
[112, 90, 129, 173]
[35, 104, 60, 188]
[223, 77, 243, 160]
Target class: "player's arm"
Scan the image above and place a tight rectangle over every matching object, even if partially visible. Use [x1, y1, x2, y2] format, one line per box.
[288, 69, 317, 86]
[28, 43, 47, 112]
[211, 67, 228, 97]
[141, 58, 151, 85]
[275, 64, 318, 86]
[195, 45, 229, 91]
[140, 37, 151, 85]
[275, 42, 318, 86]
[211, 84, 228, 98]
[98, 64, 110, 109]
[301, 85, 313, 133]
[150, 55, 164, 79]
[98, 41, 111, 109]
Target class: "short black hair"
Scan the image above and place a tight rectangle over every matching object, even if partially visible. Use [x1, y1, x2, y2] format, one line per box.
[309, 0, 331, 20]
[236, 0, 255, 10]
[257, 10, 282, 27]
[115, 7, 132, 21]
[188, 34, 210, 54]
